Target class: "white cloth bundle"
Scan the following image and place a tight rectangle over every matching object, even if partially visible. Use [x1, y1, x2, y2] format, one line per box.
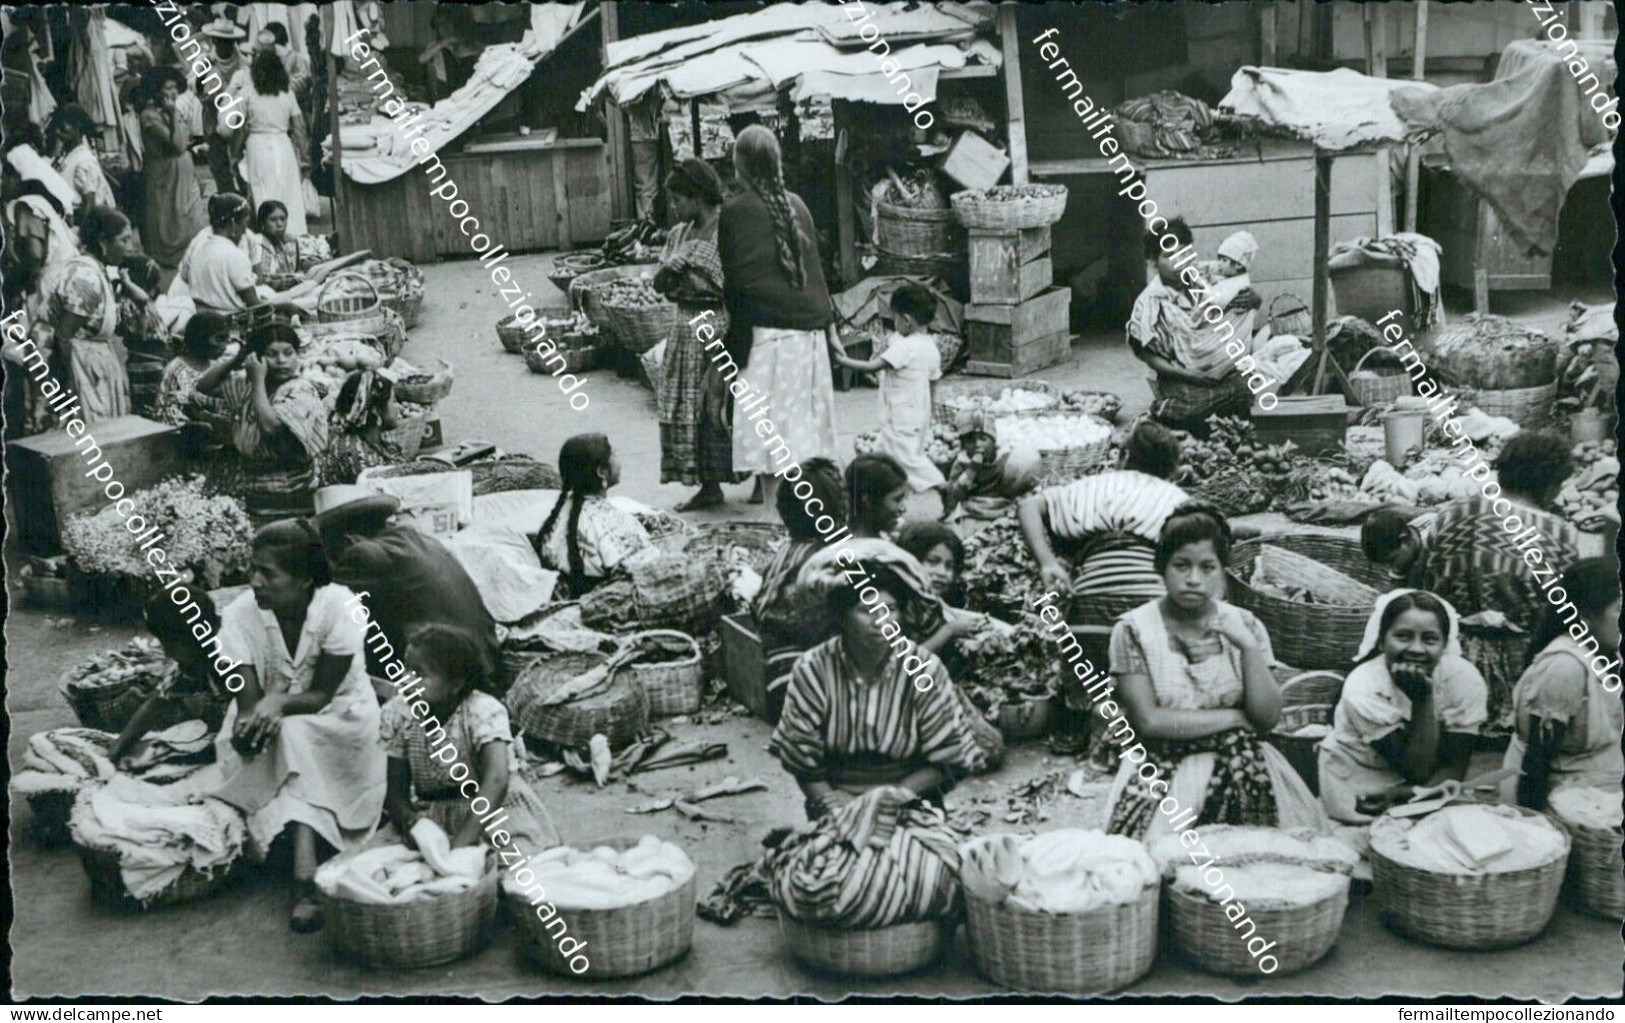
[1549, 788, 1623, 832]
[68, 775, 245, 903]
[313, 820, 486, 905]
[960, 830, 1158, 914]
[1149, 825, 1361, 876]
[1170, 862, 1348, 908]
[511, 836, 694, 911]
[13, 723, 213, 795]
[1370, 804, 1567, 874]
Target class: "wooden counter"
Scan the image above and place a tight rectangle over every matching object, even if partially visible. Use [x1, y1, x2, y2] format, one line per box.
[336, 138, 613, 263]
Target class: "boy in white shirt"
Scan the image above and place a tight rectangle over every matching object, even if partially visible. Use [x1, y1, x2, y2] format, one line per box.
[834, 283, 949, 510]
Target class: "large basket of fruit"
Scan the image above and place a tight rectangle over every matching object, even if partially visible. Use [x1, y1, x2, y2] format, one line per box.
[934, 380, 1059, 432]
[995, 413, 1114, 484]
[950, 184, 1069, 231]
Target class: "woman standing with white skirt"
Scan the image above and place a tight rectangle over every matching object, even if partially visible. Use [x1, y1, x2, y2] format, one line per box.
[235, 48, 307, 237]
[718, 124, 838, 510]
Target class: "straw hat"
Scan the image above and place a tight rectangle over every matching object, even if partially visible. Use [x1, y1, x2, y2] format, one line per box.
[312, 485, 400, 531]
[201, 17, 248, 40]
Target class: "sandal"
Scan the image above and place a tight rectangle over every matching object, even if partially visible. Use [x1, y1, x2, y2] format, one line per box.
[290, 883, 324, 933]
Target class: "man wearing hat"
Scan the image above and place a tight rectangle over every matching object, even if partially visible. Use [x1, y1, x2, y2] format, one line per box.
[313, 485, 502, 693]
[199, 15, 249, 196]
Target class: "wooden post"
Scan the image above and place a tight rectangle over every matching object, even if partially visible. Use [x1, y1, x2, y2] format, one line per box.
[689, 99, 702, 162]
[833, 101, 859, 286]
[1404, 0, 1428, 232]
[601, 0, 631, 223]
[1260, 2, 1277, 65]
[998, 4, 1028, 185]
[1310, 151, 1333, 395]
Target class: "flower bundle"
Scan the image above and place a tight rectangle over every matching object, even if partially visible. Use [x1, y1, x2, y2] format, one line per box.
[62, 476, 253, 582]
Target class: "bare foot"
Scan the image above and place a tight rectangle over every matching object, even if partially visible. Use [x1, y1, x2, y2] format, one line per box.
[748, 478, 765, 505]
[677, 487, 724, 512]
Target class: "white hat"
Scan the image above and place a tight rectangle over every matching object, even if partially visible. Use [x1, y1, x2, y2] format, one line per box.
[1217, 231, 1258, 271]
[313, 485, 400, 529]
[201, 17, 248, 40]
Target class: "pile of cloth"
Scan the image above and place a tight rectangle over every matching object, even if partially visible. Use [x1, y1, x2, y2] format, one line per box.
[314, 820, 486, 905]
[1329, 234, 1445, 329]
[1150, 825, 1358, 909]
[1112, 91, 1233, 160]
[765, 787, 962, 927]
[1370, 804, 1568, 874]
[1548, 788, 1623, 832]
[515, 835, 694, 910]
[1250, 332, 1313, 387]
[67, 775, 245, 905]
[960, 829, 1157, 914]
[13, 723, 215, 796]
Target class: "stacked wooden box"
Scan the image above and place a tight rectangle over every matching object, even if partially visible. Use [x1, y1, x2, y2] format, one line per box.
[963, 227, 1071, 377]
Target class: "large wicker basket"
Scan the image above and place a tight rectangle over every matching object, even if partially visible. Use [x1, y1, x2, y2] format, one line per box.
[778, 914, 950, 977]
[77, 841, 235, 910]
[1166, 876, 1349, 977]
[951, 184, 1068, 231]
[934, 379, 1060, 432]
[1227, 535, 1387, 671]
[1463, 381, 1558, 430]
[548, 251, 607, 295]
[316, 271, 382, 325]
[1370, 806, 1569, 950]
[1267, 671, 1345, 797]
[319, 855, 501, 969]
[505, 651, 650, 753]
[1033, 423, 1113, 483]
[661, 520, 788, 575]
[1348, 347, 1414, 406]
[964, 881, 1158, 993]
[1547, 808, 1624, 921]
[394, 359, 454, 405]
[876, 198, 962, 258]
[599, 289, 678, 356]
[497, 313, 539, 353]
[61, 675, 151, 734]
[512, 838, 696, 979]
[569, 265, 657, 338]
[1267, 293, 1313, 338]
[623, 629, 704, 717]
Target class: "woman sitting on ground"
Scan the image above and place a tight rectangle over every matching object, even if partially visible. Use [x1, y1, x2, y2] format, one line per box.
[381, 624, 559, 860]
[177, 192, 263, 315]
[753, 457, 847, 722]
[318, 368, 405, 486]
[1127, 218, 1256, 435]
[195, 319, 328, 525]
[770, 556, 992, 820]
[1103, 503, 1327, 840]
[212, 519, 386, 933]
[1504, 558, 1622, 809]
[533, 433, 652, 598]
[245, 199, 301, 281]
[895, 521, 988, 661]
[1318, 590, 1488, 822]
[1423, 430, 1583, 730]
[846, 453, 910, 540]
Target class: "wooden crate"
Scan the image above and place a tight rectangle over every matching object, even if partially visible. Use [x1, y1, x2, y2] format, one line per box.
[1251, 395, 1352, 457]
[965, 330, 1072, 378]
[970, 254, 1053, 305]
[968, 226, 1051, 273]
[7, 416, 185, 554]
[966, 287, 1070, 353]
[719, 613, 769, 721]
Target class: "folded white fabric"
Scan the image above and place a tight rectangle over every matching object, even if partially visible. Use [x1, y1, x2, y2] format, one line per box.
[960, 830, 1157, 914]
[1549, 787, 1623, 832]
[314, 820, 488, 905]
[1370, 804, 1567, 874]
[512, 835, 694, 910]
[68, 775, 245, 903]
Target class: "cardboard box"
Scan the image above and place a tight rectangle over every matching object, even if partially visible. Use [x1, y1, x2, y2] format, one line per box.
[939, 130, 1010, 191]
[7, 416, 185, 554]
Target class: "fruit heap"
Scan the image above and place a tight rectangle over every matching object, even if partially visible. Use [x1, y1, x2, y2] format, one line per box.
[1055, 389, 1123, 422]
[1555, 440, 1619, 532]
[1175, 417, 1296, 515]
[854, 423, 966, 473]
[940, 386, 1054, 418]
[599, 279, 671, 309]
[307, 338, 386, 382]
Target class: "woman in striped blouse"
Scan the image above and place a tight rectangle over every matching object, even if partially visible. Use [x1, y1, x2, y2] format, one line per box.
[769, 559, 989, 820]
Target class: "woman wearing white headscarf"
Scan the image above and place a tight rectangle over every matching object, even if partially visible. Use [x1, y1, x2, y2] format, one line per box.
[1318, 589, 1488, 823]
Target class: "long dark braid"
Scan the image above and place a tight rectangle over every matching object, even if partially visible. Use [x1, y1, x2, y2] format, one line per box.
[536, 433, 614, 594]
[734, 124, 804, 288]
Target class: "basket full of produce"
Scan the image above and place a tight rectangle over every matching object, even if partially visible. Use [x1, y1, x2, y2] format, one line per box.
[601, 220, 667, 266]
[304, 336, 389, 389]
[549, 251, 608, 295]
[570, 265, 659, 341]
[934, 380, 1059, 432]
[1056, 389, 1123, 422]
[855, 423, 964, 478]
[951, 184, 1069, 231]
[1150, 826, 1358, 977]
[58, 638, 176, 734]
[597, 279, 678, 355]
[1432, 314, 1559, 429]
[995, 413, 1114, 484]
[955, 616, 1062, 735]
[1226, 535, 1386, 671]
[960, 830, 1159, 993]
[1370, 804, 1569, 949]
[874, 169, 961, 259]
[351, 257, 427, 328]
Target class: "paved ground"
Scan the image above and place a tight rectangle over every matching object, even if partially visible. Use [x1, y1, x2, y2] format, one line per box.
[7, 250, 1618, 1000]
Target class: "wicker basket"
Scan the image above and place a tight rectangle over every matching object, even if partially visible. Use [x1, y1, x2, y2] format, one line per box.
[624, 629, 704, 717]
[497, 314, 538, 353]
[548, 251, 608, 295]
[951, 184, 1068, 231]
[997, 694, 1056, 740]
[876, 198, 962, 258]
[1227, 535, 1386, 671]
[320, 856, 501, 969]
[778, 914, 950, 977]
[1166, 877, 1349, 977]
[1268, 293, 1313, 338]
[934, 379, 1059, 432]
[77, 841, 235, 910]
[1348, 348, 1414, 406]
[1464, 381, 1557, 430]
[663, 521, 788, 575]
[1266, 670, 1345, 797]
[600, 290, 678, 356]
[513, 838, 696, 979]
[28, 789, 78, 846]
[62, 676, 151, 734]
[1036, 433, 1113, 483]
[569, 264, 656, 335]
[1370, 806, 1569, 950]
[316, 271, 382, 325]
[1548, 809, 1625, 921]
[394, 359, 454, 405]
[506, 651, 650, 752]
[965, 881, 1158, 993]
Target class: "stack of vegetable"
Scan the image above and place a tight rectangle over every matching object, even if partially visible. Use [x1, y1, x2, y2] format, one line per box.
[1555, 440, 1619, 532]
[62, 476, 252, 585]
[961, 513, 1043, 616]
[955, 616, 1061, 720]
[1431, 315, 1558, 391]
[601, 221, 667, 266]
[1180, 417, 1365, 513]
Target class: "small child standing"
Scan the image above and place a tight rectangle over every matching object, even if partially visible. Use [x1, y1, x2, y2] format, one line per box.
[833, 283, 948, 503]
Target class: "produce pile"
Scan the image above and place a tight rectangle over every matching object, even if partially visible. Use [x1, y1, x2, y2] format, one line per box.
[305, 337, 387, 385]
[937, 386, 1055, 431]
[1431, 314, 1558, 390]
[875, 168, 948, 210]
[961, 513, 1043, 616]
[995, 413, 1112, 456]
[1555, 440, 1619, 532]
[601, 220, 667, 266]
[1055, 389, 1123, 422]
[854, 421, 963, 472]
[1178, 417, 1361, 514]
[60, 637, 173, 701]
[62, 476, 252, 583]
[952, 183, 1066, 208]
[599, 278, 672, 309]
[954, 616, 1061, 720]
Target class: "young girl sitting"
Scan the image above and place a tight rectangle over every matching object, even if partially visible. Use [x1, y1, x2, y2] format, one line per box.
[833, 284, 948, 507]
[534, 433, 652, 598]
[896, 520, 987, 656]
[153, 310, 232, 430]
[381, 623, 560, 859]
[110, 588, 236, 769]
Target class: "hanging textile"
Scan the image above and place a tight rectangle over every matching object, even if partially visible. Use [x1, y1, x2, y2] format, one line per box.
[72, 9, 120, 130]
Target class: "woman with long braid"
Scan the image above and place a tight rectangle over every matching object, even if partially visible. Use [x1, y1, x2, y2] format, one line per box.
[532, 433, 651, 598]
[718, 125, 839, 511]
